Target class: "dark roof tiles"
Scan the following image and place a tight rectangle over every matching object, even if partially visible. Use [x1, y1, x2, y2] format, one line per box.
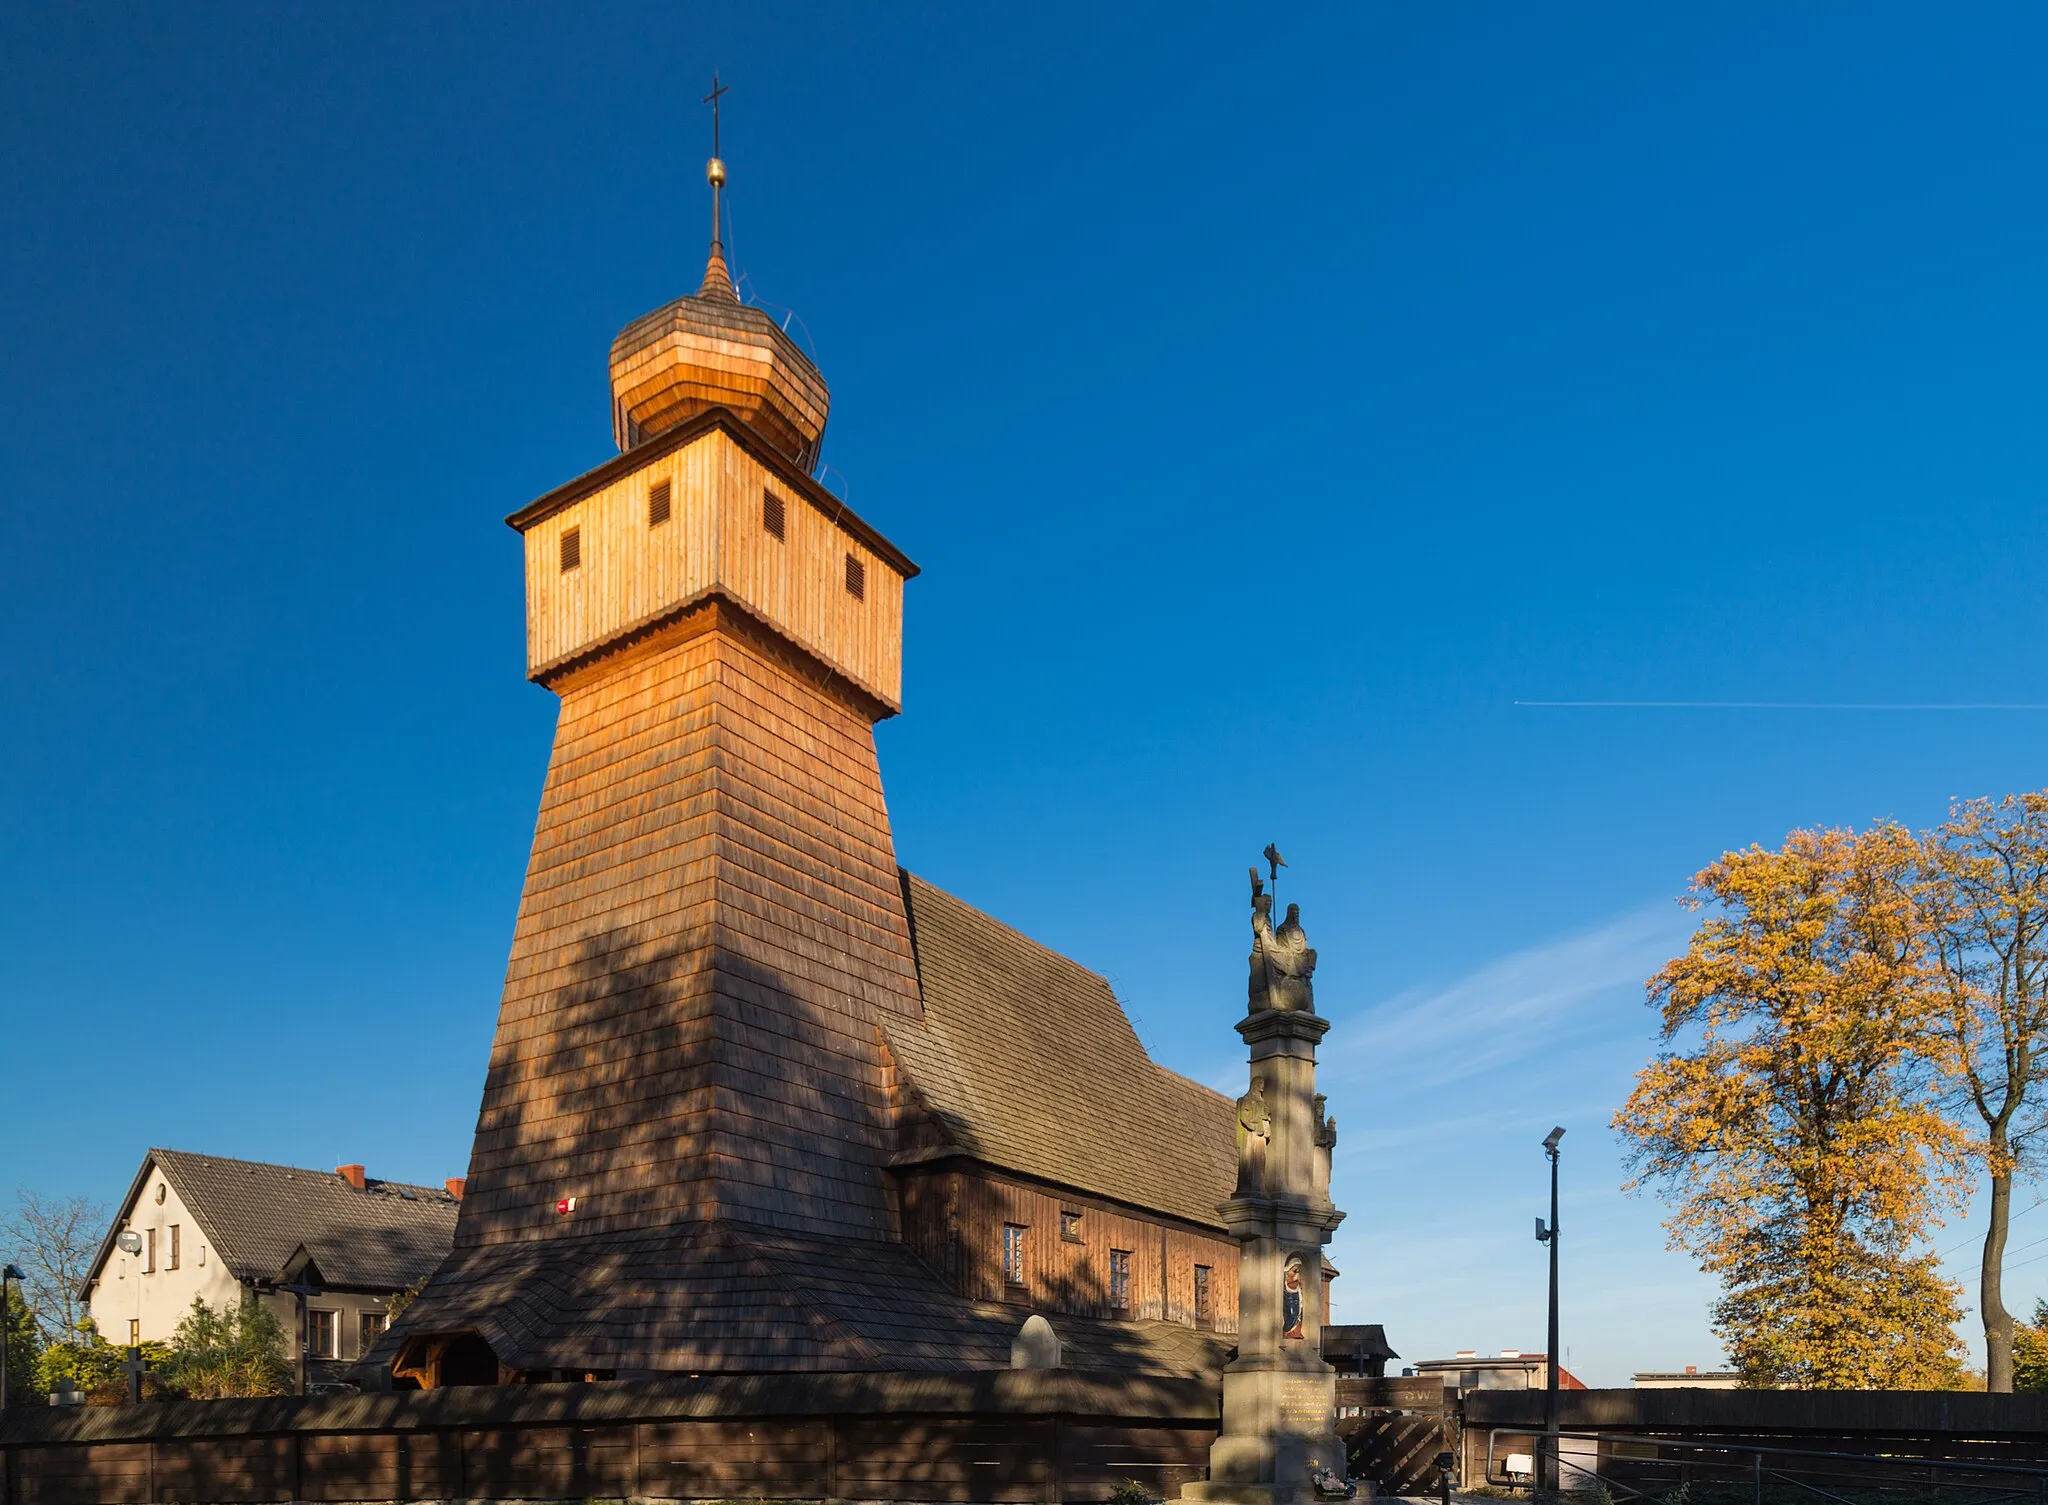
[145, 1149, 458, 1291]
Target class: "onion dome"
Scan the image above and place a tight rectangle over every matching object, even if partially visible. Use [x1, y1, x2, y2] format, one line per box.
[607, 152, 829, 467]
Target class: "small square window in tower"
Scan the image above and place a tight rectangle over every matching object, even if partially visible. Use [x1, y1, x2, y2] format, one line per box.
[647, 480, 671, 528]
[844, 552, 865, 601]
[762, 489, 785, 540]
[1002, 1223, 1027, 1288]
[1109, 1248, 1133, 1312]
[560, 527, 581, 573]
[1059, 1210, 1084, 1243]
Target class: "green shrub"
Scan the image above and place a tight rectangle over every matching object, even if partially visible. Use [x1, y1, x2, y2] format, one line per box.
[157, 1294, 291, 1399]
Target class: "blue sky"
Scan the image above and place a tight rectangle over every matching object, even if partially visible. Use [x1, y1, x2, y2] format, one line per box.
[5, 3, 2048, 1385]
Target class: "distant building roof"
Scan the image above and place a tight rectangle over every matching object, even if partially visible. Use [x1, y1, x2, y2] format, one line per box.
[1410, 1353, 1588, 1390]
[1322, 1325, 1400, 1363]
[83, 1148, 459, 1296]
[1634, 1369, 1741, 1388]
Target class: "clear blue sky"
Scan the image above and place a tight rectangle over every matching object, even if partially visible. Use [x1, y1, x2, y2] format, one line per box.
[5, 4, 2047, 1385]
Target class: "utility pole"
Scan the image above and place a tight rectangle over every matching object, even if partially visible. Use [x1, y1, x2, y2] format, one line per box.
[1537, 1127, 1566, 1497]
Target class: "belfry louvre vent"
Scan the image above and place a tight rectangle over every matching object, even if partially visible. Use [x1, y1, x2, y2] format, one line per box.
[844, 552, 865, 601]
[763, 489, 785, 541]
[560, 527, 581, 572]
[648, 480, 672, 527]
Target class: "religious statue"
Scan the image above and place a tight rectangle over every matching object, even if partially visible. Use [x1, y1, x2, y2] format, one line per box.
[1281, 1258, 1306, 1340]
[1248, 868, 1317, 1014]
[1312, 1093, 1338, 1202]
[1235, 1075, 1272, 1196]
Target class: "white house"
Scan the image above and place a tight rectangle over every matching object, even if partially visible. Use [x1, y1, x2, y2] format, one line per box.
[81, 1149, 461, 1389]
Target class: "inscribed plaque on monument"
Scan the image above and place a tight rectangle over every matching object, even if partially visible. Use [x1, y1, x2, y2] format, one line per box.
[1279, 1376, 1328, 1431]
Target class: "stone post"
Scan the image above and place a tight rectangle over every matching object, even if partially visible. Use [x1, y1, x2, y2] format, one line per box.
[1184, 872, 1347, 1505]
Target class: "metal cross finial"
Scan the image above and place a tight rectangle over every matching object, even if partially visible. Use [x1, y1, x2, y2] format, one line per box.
[702, 73, 731, 247]
[703, 73, 728, 159]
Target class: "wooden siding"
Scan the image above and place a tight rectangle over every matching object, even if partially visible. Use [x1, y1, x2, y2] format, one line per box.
[457, 606, 925, 1248]
[898, 1166, 1239, 1332]
[522, 427, 904, 710]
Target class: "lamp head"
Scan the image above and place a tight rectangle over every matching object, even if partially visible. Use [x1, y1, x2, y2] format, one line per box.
[1542, 1126, 1566, 1153]
[2, 1263, 24, 1281]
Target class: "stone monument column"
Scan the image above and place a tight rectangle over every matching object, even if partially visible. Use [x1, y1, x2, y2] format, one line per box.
[1185, 866, 1347, 1505]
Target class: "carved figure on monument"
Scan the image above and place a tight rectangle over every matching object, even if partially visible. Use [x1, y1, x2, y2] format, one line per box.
[1235, 1076, 1272, 1196]
[1281, 1258, 1306, 1341]
[1311, 1094, 1337, 1203]
[1249, 869, 1318, 1015]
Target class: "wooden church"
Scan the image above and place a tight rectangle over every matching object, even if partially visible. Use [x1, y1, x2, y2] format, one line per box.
[376, 144, 1249, 1390]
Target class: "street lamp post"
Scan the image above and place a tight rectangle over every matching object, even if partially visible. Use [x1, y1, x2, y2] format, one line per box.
[1536, 1127, 1566, 1497]
[0, 1262, 25, 1411]
[114, 1230, 145, 1403]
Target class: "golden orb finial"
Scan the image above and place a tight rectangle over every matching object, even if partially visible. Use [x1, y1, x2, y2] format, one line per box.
[707, 157, 726, 189]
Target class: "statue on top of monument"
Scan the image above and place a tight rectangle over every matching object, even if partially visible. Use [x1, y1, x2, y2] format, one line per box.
[1248, 860, 1317, 1015]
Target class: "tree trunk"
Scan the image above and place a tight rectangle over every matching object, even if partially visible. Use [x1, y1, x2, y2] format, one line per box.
[1985, 1163, 2015, 1392]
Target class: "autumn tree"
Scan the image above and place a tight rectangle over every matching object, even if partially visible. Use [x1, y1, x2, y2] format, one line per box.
[1615, 824, 1970, 1388]
[1920, 794, 2048, 1391]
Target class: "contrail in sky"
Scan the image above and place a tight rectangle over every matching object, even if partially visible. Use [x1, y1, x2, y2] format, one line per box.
[1515, 701, 2048, 711]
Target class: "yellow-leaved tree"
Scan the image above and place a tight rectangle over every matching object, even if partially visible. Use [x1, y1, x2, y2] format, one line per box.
[1614, 824, 1970, 1389]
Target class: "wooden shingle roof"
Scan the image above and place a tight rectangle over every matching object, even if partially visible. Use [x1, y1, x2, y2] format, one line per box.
[373, 1219, 1229, 1379]
[887, 875, 1237, 1231]
[89, 1150, 459, 1294]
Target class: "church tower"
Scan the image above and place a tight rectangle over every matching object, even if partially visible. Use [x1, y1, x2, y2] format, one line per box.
[382, 128, 936, 1385]
[469, 150, 925, 1243]
[383, 100, 1250, 1391]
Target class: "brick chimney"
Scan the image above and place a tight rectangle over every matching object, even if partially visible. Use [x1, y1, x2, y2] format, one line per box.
[445, 1178, 466, 1202]
[335, 1164, 366, 1190]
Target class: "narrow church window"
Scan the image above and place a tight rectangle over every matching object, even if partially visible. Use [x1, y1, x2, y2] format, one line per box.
[1060, 1210, 1083, 1243]
[648, 479, 672, 527]
[1194, 1264, 1213, 1328]
[1002, 1223, 1027, 1287]
[560, 527, 582, 572]
[168, 1225, 179, 1271]
[144, 1228, 156, 1274]
[844, 552, 865, 601]
[763, 489, 785, 540]
[1109, 1248, 1132, 1311]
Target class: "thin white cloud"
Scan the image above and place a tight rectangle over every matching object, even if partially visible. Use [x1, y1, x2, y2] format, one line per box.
[1325, 902, 1693, 1093]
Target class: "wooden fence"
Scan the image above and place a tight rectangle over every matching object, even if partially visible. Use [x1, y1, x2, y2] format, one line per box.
[1461, 1388, 2048, 1491]
[0, 1371, 1219, 1505]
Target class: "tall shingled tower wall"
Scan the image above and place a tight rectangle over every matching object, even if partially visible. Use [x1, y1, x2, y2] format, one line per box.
[455, 240, 927, 1250]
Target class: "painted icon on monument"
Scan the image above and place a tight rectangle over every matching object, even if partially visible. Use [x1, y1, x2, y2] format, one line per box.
[1282, 1257, 1306, 1340]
